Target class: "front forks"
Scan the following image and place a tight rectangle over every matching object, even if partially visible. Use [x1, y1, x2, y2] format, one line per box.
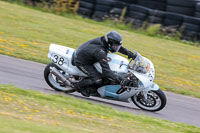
[139, 83, 159, 101]
[140, 90, 149, 101]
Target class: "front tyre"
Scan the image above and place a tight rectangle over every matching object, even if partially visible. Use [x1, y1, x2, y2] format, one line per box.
[132, 89, 167, 112]
[44, 63, 75, 93]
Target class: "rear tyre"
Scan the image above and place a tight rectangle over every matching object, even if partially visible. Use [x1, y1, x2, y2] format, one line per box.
[132, 89, 167, 112]
[44, 63, 75, 93]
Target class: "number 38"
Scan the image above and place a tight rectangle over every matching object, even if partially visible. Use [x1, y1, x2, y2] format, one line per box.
[53, 55, 64, 66]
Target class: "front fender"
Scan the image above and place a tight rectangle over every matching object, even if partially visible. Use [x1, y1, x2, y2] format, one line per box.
[145, 83, 159, 91]
[141, 83, 159, 100]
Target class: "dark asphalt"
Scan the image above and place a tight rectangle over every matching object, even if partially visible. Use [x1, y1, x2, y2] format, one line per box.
[0, 54, 200, 127]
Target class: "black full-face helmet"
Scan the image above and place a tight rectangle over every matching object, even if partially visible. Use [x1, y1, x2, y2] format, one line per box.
[105, 31, 122, 53]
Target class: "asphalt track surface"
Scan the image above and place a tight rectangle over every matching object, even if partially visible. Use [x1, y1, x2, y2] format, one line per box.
[0, 54, 200, 127]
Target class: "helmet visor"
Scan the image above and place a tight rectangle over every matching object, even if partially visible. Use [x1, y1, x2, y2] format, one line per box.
[111, 44, 122, 52]
[108, 39, 122, 52]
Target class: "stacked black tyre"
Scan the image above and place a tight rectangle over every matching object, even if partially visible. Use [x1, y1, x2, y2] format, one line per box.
[109, 1, 128, 20]
[116, 0, 137, 4]
[126, 4, 150, 28]
[78, 0, 95, 18]
[166, 0, 200, 16]
[181, 16, 200, 41]
[147, 10, 165, 25]
[137, 0, 167, 11]
[194, 3, 200, 18]
[163, 12, 184, 29]
[92, 0, 114, 21]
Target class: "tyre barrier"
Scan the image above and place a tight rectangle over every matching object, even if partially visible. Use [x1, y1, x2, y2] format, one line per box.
[116, 0, 137, 4]
[181, 16, 200, 40]
[137, 0, 167, 11]
[167, 0, 200, 8]
[77, 7, 93, 17]
[79, 1, 94, 9]
[195, 3, 200, 18]
[109, 1, 128, 20]
[109, 8, 123, 19]
[92, 0, 114, 21]
[163, 12, 184, 28]
[125, 4, 150, 28]
[76, 0, 200, 41]
[166, 0, 200, 16]
[166, 5, 194, 16]
[148, 10, 165, 24]
[78, 0, 95, 17]
[195, 12, 200, 18]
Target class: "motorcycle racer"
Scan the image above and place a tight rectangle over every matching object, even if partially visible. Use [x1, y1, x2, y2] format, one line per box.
[74, 31, 138, 97]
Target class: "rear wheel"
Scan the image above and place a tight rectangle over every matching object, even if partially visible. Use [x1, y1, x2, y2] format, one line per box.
[132, 89, 166, 112]
[44, 63, 75, 93]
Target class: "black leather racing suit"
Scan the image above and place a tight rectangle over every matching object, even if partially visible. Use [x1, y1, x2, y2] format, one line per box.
[74, 36, 136, 90]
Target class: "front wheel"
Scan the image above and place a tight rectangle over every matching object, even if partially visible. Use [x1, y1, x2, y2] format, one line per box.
[132, 89, 167, 112]
[44, 63, 75, 93]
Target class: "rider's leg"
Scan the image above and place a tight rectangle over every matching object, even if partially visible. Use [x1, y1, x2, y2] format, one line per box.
[74, 65, 102, 97]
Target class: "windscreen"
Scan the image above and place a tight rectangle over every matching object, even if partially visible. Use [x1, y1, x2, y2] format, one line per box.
[131, 57, 150, 74]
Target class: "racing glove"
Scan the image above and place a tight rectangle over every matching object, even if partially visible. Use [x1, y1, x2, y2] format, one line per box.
[120, 78, 138, 87]
[128, 51, 138, 60]
[120, 78, 131, 86]
[133, 51, 142, 62]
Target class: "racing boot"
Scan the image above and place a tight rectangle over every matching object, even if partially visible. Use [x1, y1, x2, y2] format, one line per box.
[74, 83, 90, 97]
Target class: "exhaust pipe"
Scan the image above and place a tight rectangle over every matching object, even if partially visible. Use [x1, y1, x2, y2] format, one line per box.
[50, 67, 71, 86]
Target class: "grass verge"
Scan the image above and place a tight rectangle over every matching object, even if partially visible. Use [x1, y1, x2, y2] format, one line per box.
[0, 84, 200, 133]
[0, 1, 200, 98]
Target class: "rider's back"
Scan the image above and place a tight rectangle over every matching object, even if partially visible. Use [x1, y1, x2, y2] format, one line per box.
[75, 37, 107, 65]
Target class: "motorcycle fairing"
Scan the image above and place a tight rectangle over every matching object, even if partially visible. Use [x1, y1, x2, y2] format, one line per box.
[98, 85, 121, 99]
[48, 44, 129, 77]
[48, 44, 87, 76]
[94, 53, 129, 74]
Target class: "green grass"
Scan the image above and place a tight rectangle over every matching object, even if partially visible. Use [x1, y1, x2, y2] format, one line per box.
[0, 84, 200, 133]
[0, 1, 200, 98]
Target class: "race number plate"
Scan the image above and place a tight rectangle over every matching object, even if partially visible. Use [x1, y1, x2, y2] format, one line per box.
[51, 54, 66, 66]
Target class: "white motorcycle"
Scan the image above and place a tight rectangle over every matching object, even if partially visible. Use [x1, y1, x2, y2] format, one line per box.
[44, 44, 167, 112]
